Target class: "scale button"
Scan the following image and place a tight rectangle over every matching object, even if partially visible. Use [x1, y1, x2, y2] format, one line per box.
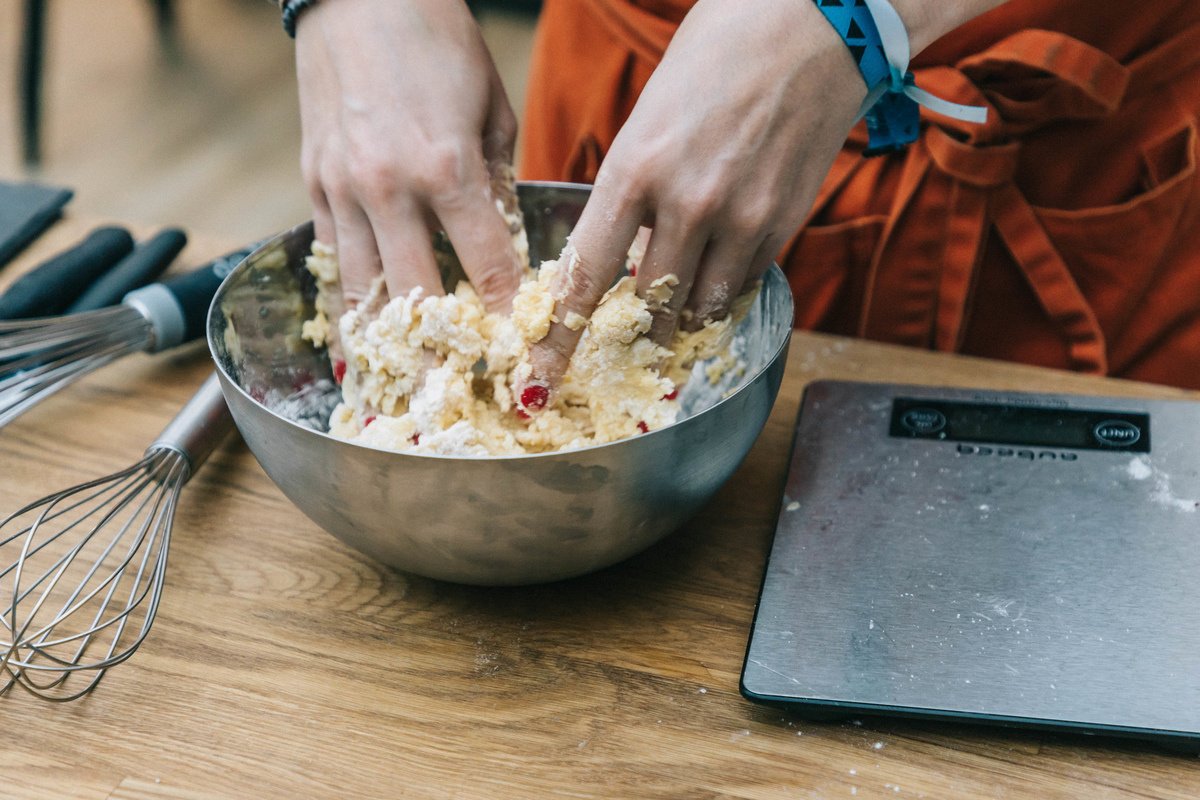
[900, 407, 947, 435]
[1093, 419, 1142, 447]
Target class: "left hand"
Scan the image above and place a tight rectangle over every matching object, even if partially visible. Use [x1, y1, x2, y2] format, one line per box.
[294, 0, 524, 313]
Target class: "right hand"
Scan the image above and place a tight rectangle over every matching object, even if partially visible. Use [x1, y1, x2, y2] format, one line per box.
[519, 0, 865, 401]
[294, 0, 524, 312]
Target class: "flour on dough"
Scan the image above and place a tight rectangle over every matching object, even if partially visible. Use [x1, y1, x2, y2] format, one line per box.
[302, 227, 753, 456]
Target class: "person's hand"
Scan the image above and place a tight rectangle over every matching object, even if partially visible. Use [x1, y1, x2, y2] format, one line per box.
[294, 0, 523, 312]
[519, 0, 865, 400]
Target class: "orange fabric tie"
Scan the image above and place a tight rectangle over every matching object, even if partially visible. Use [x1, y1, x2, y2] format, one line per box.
[853, 30, 1134, 373]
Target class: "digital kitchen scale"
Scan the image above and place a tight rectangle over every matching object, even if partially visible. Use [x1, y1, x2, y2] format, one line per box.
[742, 380, 1200, 744]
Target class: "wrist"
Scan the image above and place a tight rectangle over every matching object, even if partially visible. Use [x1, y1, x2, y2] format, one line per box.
[884, 0, 1004, 54]
[807, 0, 993, 154]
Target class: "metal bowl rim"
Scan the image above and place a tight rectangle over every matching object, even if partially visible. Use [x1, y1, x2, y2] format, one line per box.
[206, 182, 794, 463]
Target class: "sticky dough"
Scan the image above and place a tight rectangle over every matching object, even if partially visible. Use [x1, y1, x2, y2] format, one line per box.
[302, 216, 754, 457]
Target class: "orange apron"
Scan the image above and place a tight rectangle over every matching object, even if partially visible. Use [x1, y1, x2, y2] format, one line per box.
[521, 0, 1200, 389]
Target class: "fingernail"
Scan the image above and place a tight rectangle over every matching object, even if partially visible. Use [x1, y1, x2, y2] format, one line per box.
[519, 382, 550, 413]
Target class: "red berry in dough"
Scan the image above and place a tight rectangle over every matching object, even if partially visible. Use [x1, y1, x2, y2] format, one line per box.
[520, 384, 549, 411]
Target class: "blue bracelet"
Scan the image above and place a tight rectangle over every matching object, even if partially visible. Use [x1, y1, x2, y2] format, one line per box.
[811, 0, 987, 156]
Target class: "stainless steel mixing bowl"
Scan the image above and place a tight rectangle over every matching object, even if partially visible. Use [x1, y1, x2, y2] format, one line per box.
[208, 182, 793, 585]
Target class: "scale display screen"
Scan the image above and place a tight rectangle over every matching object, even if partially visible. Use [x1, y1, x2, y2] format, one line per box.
[889, 397, 1151, 453]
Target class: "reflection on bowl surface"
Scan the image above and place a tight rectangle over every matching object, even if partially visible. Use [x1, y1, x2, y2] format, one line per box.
[208, 182, 792, 585]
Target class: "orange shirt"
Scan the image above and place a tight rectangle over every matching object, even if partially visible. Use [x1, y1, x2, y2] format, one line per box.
[521, 0, 1200, 389]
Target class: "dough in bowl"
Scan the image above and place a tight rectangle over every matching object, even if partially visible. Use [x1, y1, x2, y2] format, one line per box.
[302, 229, 753, 456]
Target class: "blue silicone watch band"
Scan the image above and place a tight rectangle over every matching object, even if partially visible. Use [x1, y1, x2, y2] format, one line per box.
[812, 0, 920, 155]
[813, 0, 988, 155]
[812, 0, 891, 89]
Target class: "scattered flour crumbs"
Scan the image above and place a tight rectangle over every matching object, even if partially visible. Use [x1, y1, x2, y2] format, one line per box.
[301, 231, 755, 456]
[1126, 455, 1198, 513]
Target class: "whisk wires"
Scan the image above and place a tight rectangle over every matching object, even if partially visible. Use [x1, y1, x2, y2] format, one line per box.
[0, 448, 189, 701]
[0, 307, 151, 430]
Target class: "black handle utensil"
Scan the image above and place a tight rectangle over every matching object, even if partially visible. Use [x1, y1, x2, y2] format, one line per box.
[0, 240, 261, 429]
[0, 226, 134, 319]
[65, 227, 188, 314]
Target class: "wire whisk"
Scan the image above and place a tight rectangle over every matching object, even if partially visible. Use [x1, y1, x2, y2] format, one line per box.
[0, 243, 255, 431]
[0, 374, 233, 700]
[0, 307, 157, 428]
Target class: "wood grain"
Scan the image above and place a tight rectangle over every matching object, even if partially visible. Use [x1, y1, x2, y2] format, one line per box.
[1, 218, 1198, 800]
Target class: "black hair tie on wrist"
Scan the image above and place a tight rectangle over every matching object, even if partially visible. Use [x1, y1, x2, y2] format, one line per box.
[281, 0, 320, 38]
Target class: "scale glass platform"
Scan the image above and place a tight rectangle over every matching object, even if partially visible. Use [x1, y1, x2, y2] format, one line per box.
[742, 380, 1200, 744]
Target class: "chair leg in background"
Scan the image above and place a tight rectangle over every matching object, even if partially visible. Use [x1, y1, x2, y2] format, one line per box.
[20, 0, 47, 168]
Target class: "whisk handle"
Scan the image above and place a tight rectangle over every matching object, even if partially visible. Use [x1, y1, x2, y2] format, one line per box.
[125, 242, 259, 352]
[65, 228, 187, 313]
[0, 226, 134, 319]
[147, 373, 235, 480]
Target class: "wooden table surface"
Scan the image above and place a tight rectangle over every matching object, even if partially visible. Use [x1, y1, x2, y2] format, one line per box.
[1, 218, 1197, 800]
